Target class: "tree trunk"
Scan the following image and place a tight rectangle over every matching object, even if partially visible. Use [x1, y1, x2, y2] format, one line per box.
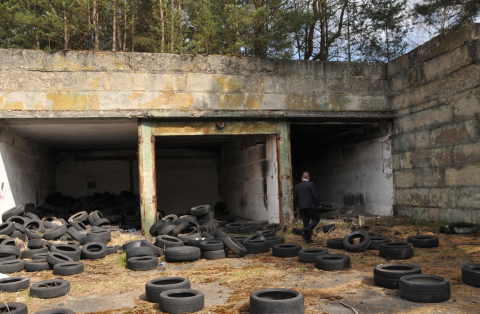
[159, 0, 164, 52]
[170, 0, 174, 53]
[34, 2, 39, 49]
[178, 0, 182, 52]
[123, 0, 127, 52]
[132, 0, 135, 52]
[63, 1, 68, 50]
[117, 7, 122, 51]
[93, 0, 99, 51]
[113, 0, 117, 51]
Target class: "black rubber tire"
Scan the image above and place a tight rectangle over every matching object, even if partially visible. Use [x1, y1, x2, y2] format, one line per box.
[211, 228, 228, 239]
[327, 238, 344, 249]
[71, 221, 87, 232]
[292, 227, 303, 235]
[368, 236, 391, 250]
[244, 233, 266, 242]
[159, 224, 176, 235]
[266, 236, 285, 246]
[46, 252, 74, 266]
[149, 220, 167, 236]
[140, 241, 162, 256]
[165, 246, 201, 262]
[0, 260, 26, 273]
[162, 214, 179, 224]
[272, 243, 302, 257]
[10, 230, 27, 241]
[261, 229, 277, 238]
[127, 256, 158, 271]
[407, 235, 439, 248]
[155, 235, 184, 249]
[81, 242, 107, 259]
[53, 262, 84, 276]
[0, 245, 20, 257]
[68, 211, 88, 223]
[374, 263, 422, 289]
[145, 277, 191, 303]
[81, 235, 108, 245]
[199, 220, 219, 232]
[159, 289, 204, 314]
[2, 205, 25, 222]
[32, 253, 49, 261]
[25, 260, 51, 272]
[6, 216, 29, 226]
[66, 226, 84, 244]
[201, 249, 228, 260]
[201, 232, 215, 239]
[0, 255, 16, 262]
[343, 231, 371, 252]
[87, 229, 111, 242]
[42, 224, 67, 240]
[107, 245, 122, 255]
[30, 279, 70, 299]
[126, 246, 154, 259]
[25, 219, 45, 233]
[462, 264, 480, 287]
[314, 254, 351, 271]
[33, 309, 75, 314]
[223, 236, 247, 257]
[243, 240, 270, 254]
[28, 239, 49, 249]
[379, 242, 415, 260]
[199, 240, 224, 251]
[0, 276, 30, 292]
[239, 225, 258, 235]
[122, 240, 144, 251]
[250, 288, 304, 314]
[20, 247, 49, 259]
[226, 223, 244, 233]
[190, 205, 210, 216]
[298, 248, 329, 263]
[171, 221, 190, 237]
[450, 223, 478, 234]
[0, 221, 15, 235]
[50, 244, 81, 261]
[0, 302, 28, 314]
[91, 218, 110, 227]
[399, 274, 450, 303]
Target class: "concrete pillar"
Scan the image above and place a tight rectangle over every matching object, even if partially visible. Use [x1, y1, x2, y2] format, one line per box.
[138, 120, 157, 235]
[277, 122, 293, 223]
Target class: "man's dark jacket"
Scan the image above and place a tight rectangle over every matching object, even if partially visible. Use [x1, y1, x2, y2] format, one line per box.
[294, 181, 320, 210]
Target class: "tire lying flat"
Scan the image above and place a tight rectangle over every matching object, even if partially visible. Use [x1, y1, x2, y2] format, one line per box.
[462, 264, 480, 287]
[379, 242, 414, 260]
[407, 235, 439, 248]
[0, 302, 28, 314]
[30, 279, 70, 299]
[399, 274, 450, 303]
[374, 263, 422, 289]
[250, 288, 304, 314]
[0, 276, 30, 292]
[298, 248, 328, 263]
[314, 254, 350, 271]
[159, 289, 205, 314]
[145, 277, 191, 303]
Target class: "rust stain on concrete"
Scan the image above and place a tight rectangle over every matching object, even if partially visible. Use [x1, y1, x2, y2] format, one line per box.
[34, 101, 47, 110]
[153, 121, 277, 136]
[92, 78, 101, 89]
[217, 94, 244, 109]
[0, 94, 24, 110]
[246, 94, 264, 109]
[215, 77, 242, 92]
[129, 91, 144, 101]
[138, 93, 194, 109]
[89, 93, 100, 110]
[47, 92, 88, 110]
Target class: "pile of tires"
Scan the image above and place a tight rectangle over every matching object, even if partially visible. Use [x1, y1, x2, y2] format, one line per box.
[373, 263, 422, 289]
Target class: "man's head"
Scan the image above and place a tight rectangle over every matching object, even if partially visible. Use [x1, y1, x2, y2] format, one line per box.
[302, 172, 310, 181]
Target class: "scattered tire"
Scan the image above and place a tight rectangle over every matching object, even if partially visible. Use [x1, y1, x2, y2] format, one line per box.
[2, 205, 25, 221]
[165, 246, 201, 262]
[28, 239, 49, 249]
[379, 242, 414, 260]
[266, 236, 285, 246]
[145, 277, 191, 303]
[0, 302, 28, 314]
[53, 262, 84, 276]
[239, 225, 258, 235]
[462, 264, 480, 287]
[374, 263, 422, 289]
[25, 219, 45, 233]
[126, 246, 155, 259]
[292, 227, 303, 236]
[20, 247, 49, 259]
[272, 243, 302, 257]
[327, 238, 344, 249]
[140, 241, 162, 256]
[122, 240, 144, 251]
[261, 229, 277, 238]
[155, 235, 184, 249]
[30, 279, 70, 299]
[250, 288, 304, 314]
[343, 231, 371, 252]
[42, 224, 67, 240]
[264, 223, 281, 232]
[51, 244, 81, 261]
[126, 256, 158, 271]
[71, 221, 87, 232]
[32, 253, 49, 261]
[226, 223, 244, 233]
[368, 236, 391, 250]
[314, 254, 351, 271]
[450, 223, 478, 234]
[25, 260, 51, 272]
[199, 240, 224, 251]
[243, 239, 270, 254]
[162, 214, 179, 224]
[81, 242, 107, 260]
[149, 220, 167, 236]
[399, 274, 450, 303]
[0, 221, 15, 235]
[0, 276, 30, 292]
[107, 245, 122, 255]
[87, 229, 111, 242]
[46, 253, 74, 266]
[33, 309, 75, 314]
[223, 236, 247, 257]
[407, 235, 439, 248]
[159, 289, 205, 314]
[68, 211, 88, 223]
[298, 248, 329, 263]
[201, 249, 228, 260]
[190, 205, 210, 216]
[0, 245, 21, 258]
[210, 228, 228, 239]
[0, 260, 26, 273]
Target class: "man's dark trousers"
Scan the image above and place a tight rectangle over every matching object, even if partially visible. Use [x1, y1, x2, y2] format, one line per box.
[300, 208, 320, 240]
[294, 180, 321, 241]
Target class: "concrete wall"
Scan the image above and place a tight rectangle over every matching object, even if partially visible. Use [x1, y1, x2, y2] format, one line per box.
[220, 135, 279, 222]
[56, 150, 138, 198]
[0, 50, 388, 117]
[295, 122, 394, 216]
[155, 149, 220, 215]
[0, 125, 56, 214]
[389, 23, 480, 223]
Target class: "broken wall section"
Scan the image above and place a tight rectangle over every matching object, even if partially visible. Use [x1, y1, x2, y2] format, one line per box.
[220, 135, 279, 222]
[296, 122, 393, 216]
[389, 23, 480, 223]
[0, 125, 56, 214]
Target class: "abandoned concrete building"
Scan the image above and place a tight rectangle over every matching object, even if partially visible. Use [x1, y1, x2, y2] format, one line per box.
[0, 23, 478, 234]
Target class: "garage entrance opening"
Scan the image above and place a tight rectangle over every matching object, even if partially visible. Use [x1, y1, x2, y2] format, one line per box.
[155, 134, 280, 222]
[290, 120, 394, 217]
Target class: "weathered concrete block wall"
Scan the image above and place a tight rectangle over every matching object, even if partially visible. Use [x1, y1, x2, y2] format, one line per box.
[0, 125, 56, 215]
[155, 149, 220, 214]
[220, 136, 279, 222]
[389, 23, 480, 222]
[295, 122, 393, 216]
[56, 150, 138, 198]
[0, 50, 388, 116]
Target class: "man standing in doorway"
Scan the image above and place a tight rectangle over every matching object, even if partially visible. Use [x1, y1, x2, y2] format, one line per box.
[294, 172, 320, 243]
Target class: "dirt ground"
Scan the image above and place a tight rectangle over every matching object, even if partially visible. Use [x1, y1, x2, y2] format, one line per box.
[1, 217, 480, 314]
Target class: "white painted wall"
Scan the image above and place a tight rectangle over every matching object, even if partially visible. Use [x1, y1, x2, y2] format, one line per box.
[220, 135, 279, 222]
[56, 150, 138, 198]
[155, 149, 220, 215]
[0, 125, 56, 216]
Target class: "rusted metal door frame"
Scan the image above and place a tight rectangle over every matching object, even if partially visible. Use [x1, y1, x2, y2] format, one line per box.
[138, 120, 293, 235]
